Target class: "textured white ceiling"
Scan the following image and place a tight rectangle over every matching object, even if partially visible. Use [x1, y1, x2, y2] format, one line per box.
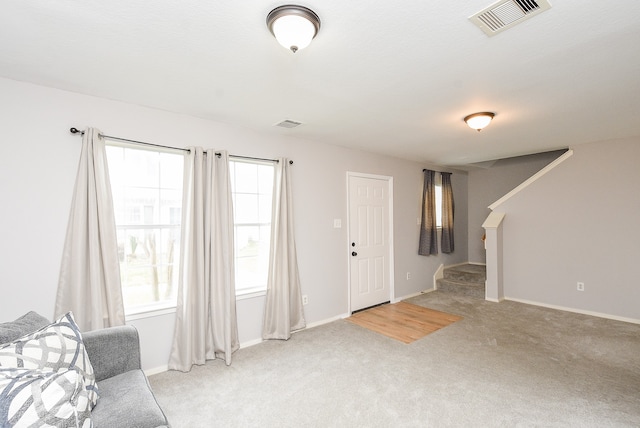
[1, 0, 639, 166]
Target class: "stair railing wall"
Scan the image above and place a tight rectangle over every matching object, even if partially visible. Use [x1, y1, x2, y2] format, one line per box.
[482, 212, 505, 302]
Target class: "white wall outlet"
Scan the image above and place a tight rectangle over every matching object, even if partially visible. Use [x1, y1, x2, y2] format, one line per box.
[333, 219, 342, 228]
[406, 272, 412, 280]
[577, 282, 585, 292]
[302, 295, 309, 305]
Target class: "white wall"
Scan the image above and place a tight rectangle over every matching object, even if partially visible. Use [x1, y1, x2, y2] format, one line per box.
[467, 151, 565, 263]
[492, 138, 640, 321]
[0, 77, 468, 370]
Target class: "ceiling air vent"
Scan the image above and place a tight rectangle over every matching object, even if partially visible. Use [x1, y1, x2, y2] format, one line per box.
[275, 119, 302, 129]
[470, 0, 552, 36]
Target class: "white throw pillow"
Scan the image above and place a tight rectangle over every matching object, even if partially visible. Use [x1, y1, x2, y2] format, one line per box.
[0, 367, 92, 427]
[0, 312, 98, 409]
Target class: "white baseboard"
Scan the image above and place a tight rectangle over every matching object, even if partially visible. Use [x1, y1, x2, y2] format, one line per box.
[144, 365, 168, 376]
[505, 297, 640, 325]
[143, 313, 351, 376]
[396, 288, 436, 302]
[241, 314, 350, 349]
[305, 313, 350, 328]
[240, 338, 263, 348]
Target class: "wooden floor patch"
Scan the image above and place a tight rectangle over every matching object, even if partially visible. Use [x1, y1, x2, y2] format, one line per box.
[347, 302, 462, 344]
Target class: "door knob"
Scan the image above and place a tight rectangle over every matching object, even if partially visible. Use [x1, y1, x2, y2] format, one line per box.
[352, 251, 358, 256]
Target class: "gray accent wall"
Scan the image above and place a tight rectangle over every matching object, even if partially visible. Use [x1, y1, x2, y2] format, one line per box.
[467, 151, 566, 264]
[493, 138, 640, 321]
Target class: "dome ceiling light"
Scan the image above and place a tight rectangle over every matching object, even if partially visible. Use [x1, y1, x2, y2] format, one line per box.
[464, 112, 495, 132]
[267, 5, 321, 53]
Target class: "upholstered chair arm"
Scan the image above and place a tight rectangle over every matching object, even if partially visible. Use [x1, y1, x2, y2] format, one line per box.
[83, 325, 142, 382]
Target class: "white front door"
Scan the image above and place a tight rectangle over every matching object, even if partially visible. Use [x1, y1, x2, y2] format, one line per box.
[348, 173, 393, 312]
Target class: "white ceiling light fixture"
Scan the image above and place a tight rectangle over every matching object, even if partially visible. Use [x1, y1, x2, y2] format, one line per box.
[267, 5, 321, 53]
[464, 112, 495, 132]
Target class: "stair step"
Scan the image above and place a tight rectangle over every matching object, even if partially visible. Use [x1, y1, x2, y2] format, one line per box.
[437, 278, 485, 299]
[443, 264, 486, 285]
[436, 264, 486, 299]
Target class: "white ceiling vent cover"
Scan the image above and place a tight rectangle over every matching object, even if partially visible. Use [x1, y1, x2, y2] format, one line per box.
[275, 119, 302, 128]
[470, 0, 551, 36]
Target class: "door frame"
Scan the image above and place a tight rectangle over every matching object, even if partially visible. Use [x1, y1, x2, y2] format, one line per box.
[346, 171, 395, 315]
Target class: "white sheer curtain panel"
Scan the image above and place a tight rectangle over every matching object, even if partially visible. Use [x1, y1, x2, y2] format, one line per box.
[262, 159, 306, 340]
[55, 127, 125, 331]
[169, 149, 239, 371]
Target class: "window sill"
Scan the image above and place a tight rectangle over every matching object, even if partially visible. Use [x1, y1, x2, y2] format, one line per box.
[236, 289, 267, 301]
[125, 304, 176, 321]
[124, 289, 267, 321]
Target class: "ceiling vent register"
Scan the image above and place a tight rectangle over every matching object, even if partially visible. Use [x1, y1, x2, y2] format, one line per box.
[470, 0, 552, 36]
[275, 119, 302, 129]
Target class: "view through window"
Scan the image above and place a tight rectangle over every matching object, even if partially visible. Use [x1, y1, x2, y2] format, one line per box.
[106, 144, 184, 312]
[229, 159, 274, 296]
[105, 148, 274, 312]
[435, 180, 443, 228]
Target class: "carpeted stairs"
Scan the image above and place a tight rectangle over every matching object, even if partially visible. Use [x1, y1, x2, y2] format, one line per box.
[437, 263, 486, 298]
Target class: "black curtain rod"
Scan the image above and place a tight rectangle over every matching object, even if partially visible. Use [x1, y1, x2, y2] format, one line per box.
[69, 127, 292, 165]
[422, 168, 452, 173]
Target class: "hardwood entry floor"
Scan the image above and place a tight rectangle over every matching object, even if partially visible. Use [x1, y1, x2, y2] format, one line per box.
[346, 301, 463, 344]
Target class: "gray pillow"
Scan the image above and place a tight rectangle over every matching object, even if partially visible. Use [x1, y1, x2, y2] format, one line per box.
[0, 311, 50, 344]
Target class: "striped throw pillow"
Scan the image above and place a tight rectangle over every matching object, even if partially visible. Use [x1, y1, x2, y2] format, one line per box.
[0, 367, 92, 427]
[0, 312, 98, 409]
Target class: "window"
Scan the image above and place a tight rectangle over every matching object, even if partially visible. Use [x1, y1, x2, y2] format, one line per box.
[435, 179, 443, 228]
[105, 144, 184, 313]
[229, 159, 274, 296]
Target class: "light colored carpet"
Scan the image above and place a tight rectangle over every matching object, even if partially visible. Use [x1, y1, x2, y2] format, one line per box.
[346, 301, 462, 343]
[149, 291, 640, 427]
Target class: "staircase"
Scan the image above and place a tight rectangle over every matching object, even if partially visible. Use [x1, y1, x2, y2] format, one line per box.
[436, 264, 486, 298]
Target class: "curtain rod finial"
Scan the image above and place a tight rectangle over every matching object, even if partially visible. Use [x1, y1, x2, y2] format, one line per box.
[70, 127, 84, 135]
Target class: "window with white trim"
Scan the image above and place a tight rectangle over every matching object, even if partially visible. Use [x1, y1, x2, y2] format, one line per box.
[105, 144, 184, 313]
[229, 159, 274, 296]
[435, 178, 443, 228]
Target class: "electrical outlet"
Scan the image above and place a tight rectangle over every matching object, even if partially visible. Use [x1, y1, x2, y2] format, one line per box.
[577, 282, 585, 292]
[302, 295, 309, 305]
[406, 272, 412, 280]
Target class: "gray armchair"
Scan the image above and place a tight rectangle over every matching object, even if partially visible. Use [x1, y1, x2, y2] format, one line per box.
[84, 325, 169, 428]
[0, 312, 169, 428]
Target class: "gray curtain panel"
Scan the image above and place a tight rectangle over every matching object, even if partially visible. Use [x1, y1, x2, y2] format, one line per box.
[168, 149, 239, 371]
[440, 172, 455, 254]
[262, 158, 306, 340]
[419, 169, 438, 255]
[55, 127, 125, 331]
